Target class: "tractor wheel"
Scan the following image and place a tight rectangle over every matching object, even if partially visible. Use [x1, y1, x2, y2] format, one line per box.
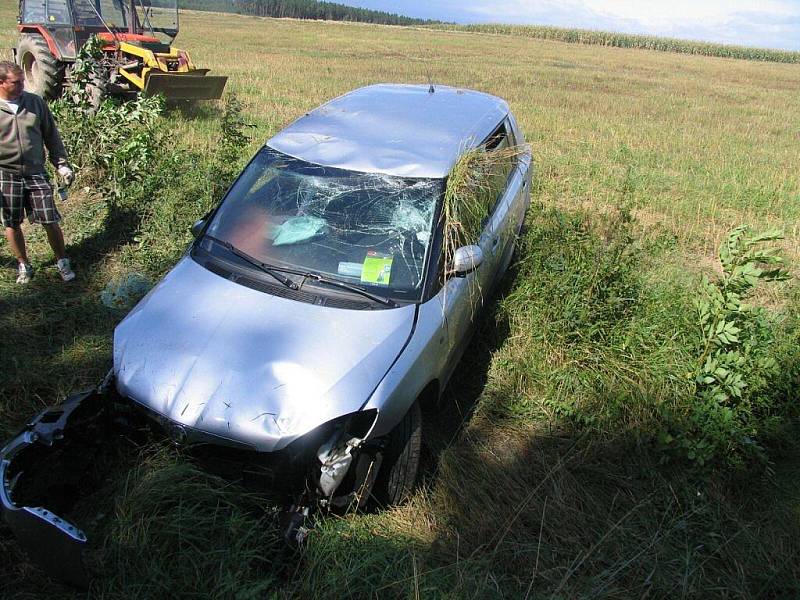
[16, 34, 66, 99]
[84, 76, 108, 113]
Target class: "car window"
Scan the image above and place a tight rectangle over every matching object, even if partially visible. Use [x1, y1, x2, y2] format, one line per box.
[71, 0, 129, 28]
[23, 0, 45, 22]
[485, 122, 517, 203]
[449, 122, 517, 245]
[204, 147, 443, 301]
[504, 117, 519, 147]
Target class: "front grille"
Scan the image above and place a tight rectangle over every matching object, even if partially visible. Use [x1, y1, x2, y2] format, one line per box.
[190, 443, 314, 495]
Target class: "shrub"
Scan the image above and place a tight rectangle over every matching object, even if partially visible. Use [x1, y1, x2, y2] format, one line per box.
[660, 227, 793, 467]
[50, 37, 165, 203]
[128, 95, 253, 275]
[211, 93, 253, 198]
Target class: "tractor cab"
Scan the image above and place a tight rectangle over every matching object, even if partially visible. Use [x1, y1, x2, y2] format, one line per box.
[19, 0, 179, 60]
[15, 0, 226, 101]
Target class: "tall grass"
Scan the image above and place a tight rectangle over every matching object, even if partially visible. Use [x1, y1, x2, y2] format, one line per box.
[442, 146, 521, 266]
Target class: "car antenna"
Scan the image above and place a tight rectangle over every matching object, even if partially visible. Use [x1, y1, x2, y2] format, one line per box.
[418, 42, 435, 93]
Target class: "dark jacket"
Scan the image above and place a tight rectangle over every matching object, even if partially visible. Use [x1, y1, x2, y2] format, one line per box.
[0, 91, 68, 175]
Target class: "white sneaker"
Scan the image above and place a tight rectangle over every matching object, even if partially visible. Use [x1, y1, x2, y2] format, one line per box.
[57, 258, 76, 282]
[16, 262, 33, 284]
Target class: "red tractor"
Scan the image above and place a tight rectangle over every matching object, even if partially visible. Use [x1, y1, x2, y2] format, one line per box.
[15, 0, 227, 101]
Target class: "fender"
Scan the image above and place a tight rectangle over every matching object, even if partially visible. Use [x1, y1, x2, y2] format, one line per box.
[17, 25, 62, 59]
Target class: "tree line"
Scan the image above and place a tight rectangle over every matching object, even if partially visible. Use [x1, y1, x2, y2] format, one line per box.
[180, 0, 439, 25]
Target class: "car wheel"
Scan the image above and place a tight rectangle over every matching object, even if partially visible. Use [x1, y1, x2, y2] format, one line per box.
[371, 401, 422, 507]
[16, 34, 66, 99]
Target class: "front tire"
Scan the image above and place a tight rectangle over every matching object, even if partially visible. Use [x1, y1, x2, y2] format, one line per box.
[370, 401, 422, 507]
[16, 34, 66, 99]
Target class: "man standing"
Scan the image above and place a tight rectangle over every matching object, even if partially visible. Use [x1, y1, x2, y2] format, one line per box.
[0, 60, 75, 283]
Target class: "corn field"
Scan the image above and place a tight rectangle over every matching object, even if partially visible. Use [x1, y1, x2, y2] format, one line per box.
[426, 23, 800, 63]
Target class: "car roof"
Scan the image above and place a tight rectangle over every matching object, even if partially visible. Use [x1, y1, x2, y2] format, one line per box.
[267, 83, 509, 179]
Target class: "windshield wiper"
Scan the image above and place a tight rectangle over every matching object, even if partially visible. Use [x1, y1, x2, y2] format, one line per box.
[235, 262, 396, 307]
[204, 235, 299, 290]
[202, 235, 394, 306]
[300, 272, 396, 307]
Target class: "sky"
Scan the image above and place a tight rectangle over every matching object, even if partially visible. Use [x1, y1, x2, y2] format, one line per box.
[341, 0, 800, 51]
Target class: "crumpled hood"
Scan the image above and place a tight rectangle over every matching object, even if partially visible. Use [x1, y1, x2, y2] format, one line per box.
[114, 257, 416, 452]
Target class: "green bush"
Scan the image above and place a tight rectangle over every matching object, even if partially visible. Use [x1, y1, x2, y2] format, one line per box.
[50, 39, 166, 203]
[659, 227, 794, 467]
[49, 47, 253, 278]
[495, 207, 690, 432]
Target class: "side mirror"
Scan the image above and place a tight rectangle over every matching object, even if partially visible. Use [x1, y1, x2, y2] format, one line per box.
[451, 245, 483, 277]
[190, 218, 206, 239]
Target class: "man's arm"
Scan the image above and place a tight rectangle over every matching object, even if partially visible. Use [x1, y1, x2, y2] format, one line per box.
[37, 96, 69, 170]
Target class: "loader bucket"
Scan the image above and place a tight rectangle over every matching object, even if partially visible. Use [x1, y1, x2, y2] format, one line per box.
[143, 72, 228, 100]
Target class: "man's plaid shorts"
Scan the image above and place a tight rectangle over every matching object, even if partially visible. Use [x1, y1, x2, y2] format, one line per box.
[0, 170, 61, 228]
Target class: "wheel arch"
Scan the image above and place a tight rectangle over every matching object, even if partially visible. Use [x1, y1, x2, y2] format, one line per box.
[17, 25, 62, 60]
[367, 377, 440, 441]
[416, 379, 441, 410]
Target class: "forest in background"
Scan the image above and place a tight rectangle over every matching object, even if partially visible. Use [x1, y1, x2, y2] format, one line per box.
[180, 0, 439, 25]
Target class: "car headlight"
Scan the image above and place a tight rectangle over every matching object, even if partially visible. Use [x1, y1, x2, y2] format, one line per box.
[314, 409, 378, 498]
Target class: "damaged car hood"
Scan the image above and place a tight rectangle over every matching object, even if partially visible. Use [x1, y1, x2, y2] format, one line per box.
[114, 257, 416, 452]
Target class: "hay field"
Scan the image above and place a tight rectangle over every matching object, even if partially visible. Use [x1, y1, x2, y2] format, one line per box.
[1, 5, 800, 598]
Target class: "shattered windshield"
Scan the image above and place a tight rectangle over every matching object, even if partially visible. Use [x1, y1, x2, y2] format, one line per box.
[204, 147, 442, 302]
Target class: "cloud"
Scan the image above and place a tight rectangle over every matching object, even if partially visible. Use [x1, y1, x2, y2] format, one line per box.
[344, 0, 800, 50]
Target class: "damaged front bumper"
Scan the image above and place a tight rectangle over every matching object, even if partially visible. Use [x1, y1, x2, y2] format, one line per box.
[0, 386, 113, 588]
[1, 379, 384, 587]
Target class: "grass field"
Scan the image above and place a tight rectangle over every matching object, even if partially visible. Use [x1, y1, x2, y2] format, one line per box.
[1, 6, 800, 598]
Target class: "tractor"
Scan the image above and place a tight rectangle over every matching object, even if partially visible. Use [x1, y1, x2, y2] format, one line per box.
[14, 0, 227, 101]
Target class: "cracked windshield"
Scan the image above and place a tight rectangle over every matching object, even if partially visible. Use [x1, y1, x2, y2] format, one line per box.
[205, 148, 442, 299]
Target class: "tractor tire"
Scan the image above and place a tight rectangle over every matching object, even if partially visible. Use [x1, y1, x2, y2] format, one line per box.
[370, 401, 422, 508]
[16, 34, 66, 99]
[85, 77, 107, 113]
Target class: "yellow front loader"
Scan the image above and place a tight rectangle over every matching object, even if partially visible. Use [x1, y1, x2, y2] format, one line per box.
[16, 0, 227, 102]
[108, 36, 227, 101]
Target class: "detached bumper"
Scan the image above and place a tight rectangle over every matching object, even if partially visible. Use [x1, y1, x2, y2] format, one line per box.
[0, 389, 109, 588]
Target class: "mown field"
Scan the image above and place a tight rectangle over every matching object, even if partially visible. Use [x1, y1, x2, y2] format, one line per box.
[1, 6, 800, 599]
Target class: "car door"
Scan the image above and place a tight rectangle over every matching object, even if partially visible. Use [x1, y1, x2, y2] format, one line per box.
[439, 119, 521, 382]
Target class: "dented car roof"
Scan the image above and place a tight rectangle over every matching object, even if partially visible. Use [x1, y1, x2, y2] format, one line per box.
[267, 83, 509, 179]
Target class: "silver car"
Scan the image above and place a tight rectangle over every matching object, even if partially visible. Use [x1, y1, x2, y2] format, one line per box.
[1, 83, 532, 586]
